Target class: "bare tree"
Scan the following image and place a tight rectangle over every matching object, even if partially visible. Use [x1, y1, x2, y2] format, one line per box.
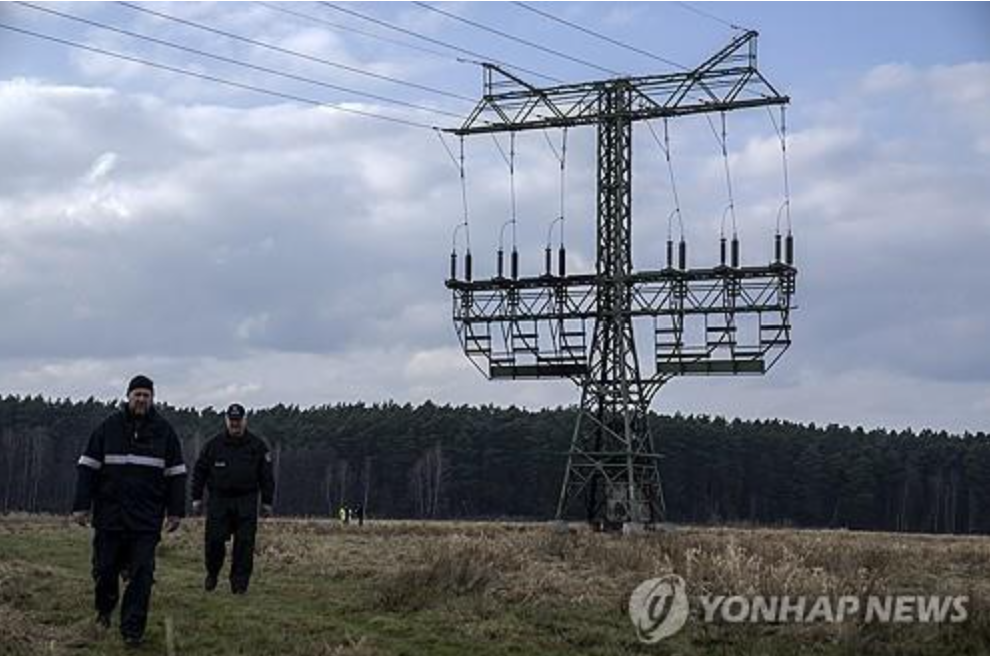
[272, 441, 282, 512]
[27, 430, 47, 512]
[337, 459, 349, 511]
[409, 443, 445, 518]
[362, 456, 373, 515]
[323, 461, 334, 516]
[1, 429, 14, 513]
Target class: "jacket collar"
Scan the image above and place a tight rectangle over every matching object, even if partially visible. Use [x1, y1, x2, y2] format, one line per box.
[223, 428, 250, 443]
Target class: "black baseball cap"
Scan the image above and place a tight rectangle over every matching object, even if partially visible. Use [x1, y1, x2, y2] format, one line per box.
[225, 403, 246, 420]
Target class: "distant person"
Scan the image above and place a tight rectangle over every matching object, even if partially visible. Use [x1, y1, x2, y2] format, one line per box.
[355, 504, 365, 527]
[338, 505, 348, 524]
[71, 375, 187, 648]
[191, 404, 274, 595]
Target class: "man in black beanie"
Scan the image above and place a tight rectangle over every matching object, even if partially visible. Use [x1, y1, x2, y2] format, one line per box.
[71, 374, 187, 648]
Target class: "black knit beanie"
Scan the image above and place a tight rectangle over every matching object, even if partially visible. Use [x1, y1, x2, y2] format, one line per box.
[127, 374, 154, 394]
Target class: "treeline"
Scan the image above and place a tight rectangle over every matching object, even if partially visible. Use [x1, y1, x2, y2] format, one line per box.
[0, 394, 988, 534]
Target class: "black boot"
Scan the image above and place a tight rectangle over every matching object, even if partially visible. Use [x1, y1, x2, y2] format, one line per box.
[204, 573, 218, 592]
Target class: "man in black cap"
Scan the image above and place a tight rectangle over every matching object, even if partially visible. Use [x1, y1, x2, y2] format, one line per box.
[71, 374, 186, 648]
[191, 403, 275, 594]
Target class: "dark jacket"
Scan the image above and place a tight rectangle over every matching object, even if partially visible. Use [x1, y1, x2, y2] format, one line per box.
[191, 430, 275, 507]
[72, 405, 187, 532]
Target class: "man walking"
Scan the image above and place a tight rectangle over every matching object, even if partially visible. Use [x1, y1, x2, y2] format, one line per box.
[191, 403, 275, 594]
[71, 374, 187, 648]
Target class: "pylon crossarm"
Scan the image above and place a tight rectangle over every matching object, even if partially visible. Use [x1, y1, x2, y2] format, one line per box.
[452, 32, 786, 136]
[448, 265, 794, 321]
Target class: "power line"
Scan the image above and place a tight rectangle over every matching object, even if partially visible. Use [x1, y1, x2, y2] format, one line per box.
[117, 2, 475, 104]
[413, 2, 623, 78]
[256, 2, 454, 62]
[0, 21, 438, 131]
[16, 2, 463, 121]
[674, 2, 747, 32]
[318, 2, 563, 84]
[511, 2, 687, 71]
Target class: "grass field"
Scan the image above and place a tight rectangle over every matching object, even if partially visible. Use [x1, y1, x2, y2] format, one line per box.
[1, 515, 988, 655]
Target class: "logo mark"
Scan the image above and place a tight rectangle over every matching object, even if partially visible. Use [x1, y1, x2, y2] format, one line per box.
[629, 574, 689, 643]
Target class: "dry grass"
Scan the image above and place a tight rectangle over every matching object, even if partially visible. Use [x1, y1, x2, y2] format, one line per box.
[0, 514, 988, 655]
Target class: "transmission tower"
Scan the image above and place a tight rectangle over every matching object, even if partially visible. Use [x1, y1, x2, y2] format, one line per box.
[445, 31, 796, 530]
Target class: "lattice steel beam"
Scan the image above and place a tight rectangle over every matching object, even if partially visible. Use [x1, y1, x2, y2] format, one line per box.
[443, 30, 795, 530]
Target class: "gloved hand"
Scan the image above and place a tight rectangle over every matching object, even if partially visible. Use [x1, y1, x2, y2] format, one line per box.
[71, 510, 90, 527]
[191, 500, 203, 515]
[165, 516, 182, 533]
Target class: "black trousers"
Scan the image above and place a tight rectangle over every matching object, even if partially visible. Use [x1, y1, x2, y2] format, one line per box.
[92, 529, 159, 639]
[205, 498, 258, 590]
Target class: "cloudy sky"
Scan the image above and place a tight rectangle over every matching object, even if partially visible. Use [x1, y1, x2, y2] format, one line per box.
[0, 2, 988, 432]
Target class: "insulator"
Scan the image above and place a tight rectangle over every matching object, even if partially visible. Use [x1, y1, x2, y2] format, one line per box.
[558, 246, 566, 277]
[785, 234, 794, 265]
[545, 247, 552, 276]
[774, 234, 782, 262]
[731, 237, 740, 268]
[511, 249, 519, 279]
[497, 248, 504, 278]
[666, 239, 674, 268]
[720, 237, 727, 266]
[449, 251, 457, 280]
[465, 251, 473, 281]
[678, 240, 687, 270]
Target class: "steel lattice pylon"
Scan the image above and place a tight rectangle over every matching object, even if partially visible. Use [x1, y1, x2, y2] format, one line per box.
[445, 31, 796, 530]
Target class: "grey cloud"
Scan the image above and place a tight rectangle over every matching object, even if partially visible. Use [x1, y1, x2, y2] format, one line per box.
[0, 54, 989, 432]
